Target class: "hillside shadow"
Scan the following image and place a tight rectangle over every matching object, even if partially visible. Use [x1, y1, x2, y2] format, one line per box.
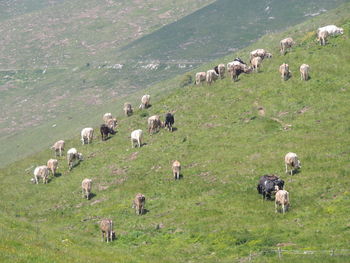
[88, 193, 97, 200]
[171, 127, 178, 132]
[142, 208, 149, 215]
[54, 172, 62, 178]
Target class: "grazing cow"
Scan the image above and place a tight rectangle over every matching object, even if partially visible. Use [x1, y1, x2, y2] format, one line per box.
[279, 63, 290, 81]
[47, 159, 58, 176]
[275, 186, 290, 214]
[164, 113, 174, 132]
[257, 174, 285, 200]
[206, 69, 219, 85]
[67, 148, 83, 170]
[100, 219, 114, 243]
[132, 193, 146, 215]
[51, 140, 65, 157]
[131, 129, 143, 148]
[100, 124, 116, 141]
[33, 165, 49, 184]
[103, 113, 117, 129]
[251, 56, 262, 72]
[214, 64, 226, 79]
[124, 103, 133, 116]
[317, 25, 344, 36]
[249, 49, 272, 62]
[300, 64, 310, 81]
[81, 178, 92, 200]
[280, 37, 294, 55]
[317, 30, 329, 46]
[228, 64, 252, 81]
[284, 152, 301, 175]
[172, 160, 181, 180]
[139, 94, 151, 109]
[81, 127, 94, 145]
[195, 72, 206, 85]
[103, 113, 113, 123]
[227, 58, 247, 73]
[148, 115, 162, 134]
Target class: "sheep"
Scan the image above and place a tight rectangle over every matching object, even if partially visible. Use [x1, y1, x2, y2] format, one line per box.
[148, 115, 162, 134]
[123, 103, 133, 116]
[81, 127, 94, 145]
[284, 152, 301, 175]
[139, 94, 151, 109]
[131, 129, 143, 148]
[279, 63, 290, 81]
[132, 193, 146, 215]
[300, 64, 310, 81]
[280, 37, 294, 55]
[251, 56, 262, 72]
[67, 148, 83, 170]
[33, 165, 49, 184]
[100, 219, 114, 243]
[275, 186, 290, 214]
[81, 178, 92, 200]
[172, 160, 181, 180]
[47, 159, 58, 176]
[51, 140, 65, 157]
[195, 72, 206, 85]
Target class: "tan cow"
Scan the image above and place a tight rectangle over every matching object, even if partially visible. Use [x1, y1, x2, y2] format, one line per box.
[317, 30, 329, 46]
[279, 63, 290, 81]
[123, 103, 133, 116]
[280, 37, 294, 55]
[251, 56, 262, 72]
[300, 64, 310, 81]
[51, 140, 65, 157]
[100, 219, 114, 242]
[284, 152, 301, 175]
[47, 159, 58, 176]
[195, 72, 206, 85]
[132, 193, 146, 215]
[148, 115, 162, 134]
[275, 186, 290, 214]
[81, 178, 92, 200]
[172, 160, 181, 180]
[33, 165, 49, 184]
[206, 69, 219, 85]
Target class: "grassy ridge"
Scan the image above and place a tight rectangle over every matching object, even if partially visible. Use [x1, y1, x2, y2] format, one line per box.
[1, 9, 350, 262]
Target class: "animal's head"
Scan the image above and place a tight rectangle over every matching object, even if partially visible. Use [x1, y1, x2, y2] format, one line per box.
[340, 28, 344, 34]
[297, 159, 301, 169]
[266, 53, 272, 58]
[78, 153, 84, 161]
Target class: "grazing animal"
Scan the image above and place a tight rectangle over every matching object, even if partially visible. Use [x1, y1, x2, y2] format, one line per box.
[251, 56, 262, 72]
[100, 219, 114, 243]
[249, 49, 272, 62]
[81, 178, 92, 200]
[227, 58, 247, 73]
[131, 129, 143, 148]
[33, 165, 49, 184]
[81, 127, 94, 145]
[206, 69, 219, 85]
[228, 64, 252, 81]
[284, 152, 301, 175]
[317, 30, 329, 46]
[279, 63, 290, 81]
[148, 115, 162, 134]
[257, 174, 285, 200]
[164, 113, 174, 132]
[103, 113, 117, 129]
[214, 64, 226, 79]
[139, 94, 151, 109]
[47, 159, 58, 176]
[124, 103, 133, 116]
[195, 72, 207, 85]
[51, 140, 65, 157]
[172, 160, 181, 180]
[103, 113, 113, 123]
[133, 193, 146, 215]
[275, 186, 290, 214]
[100, 124, 116, 141]
[67, 148, 83, 170]
[317, 25, 344, 36]
[280, 37, 294, 55]
[300, 64, 310, 81]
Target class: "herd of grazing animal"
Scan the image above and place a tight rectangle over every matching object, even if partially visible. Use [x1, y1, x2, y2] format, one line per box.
[29, 23, 343, 241]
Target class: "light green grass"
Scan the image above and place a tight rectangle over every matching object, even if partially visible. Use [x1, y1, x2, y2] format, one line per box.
[1, 10, 350, 262]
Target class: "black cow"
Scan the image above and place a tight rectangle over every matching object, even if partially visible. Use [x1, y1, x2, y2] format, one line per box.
[214, 65, 219, 75]
[100, 124, 116, 141]
[234, 57, 246, 65]
[257, 174, 284, 200]
[164, 113, 174, 132]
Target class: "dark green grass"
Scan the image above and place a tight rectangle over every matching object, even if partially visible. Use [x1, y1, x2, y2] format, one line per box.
[1, 17, 350, 262]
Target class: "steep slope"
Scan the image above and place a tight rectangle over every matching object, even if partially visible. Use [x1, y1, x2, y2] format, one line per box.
[0, 0, 348, 167]
[0, 6, 350, 262]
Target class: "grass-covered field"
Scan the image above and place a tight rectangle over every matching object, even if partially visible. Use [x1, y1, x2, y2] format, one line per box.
[1, 0, 349, 167]
[1, 7, 350, 262]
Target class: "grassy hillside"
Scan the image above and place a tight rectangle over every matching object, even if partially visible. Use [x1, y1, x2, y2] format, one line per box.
[1, 0, 349, 168]
[1, 9, 350, 262]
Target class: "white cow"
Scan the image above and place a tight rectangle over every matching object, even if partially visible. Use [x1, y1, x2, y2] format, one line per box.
[131, 129, 143, 148]
[280, 37, 294, 55]
[300, 64, 310, 81]
[275, 186, 290, 214]
[51, 140, 65, 157]
[33, 165, 49, 184]
[67, 148, 83, 170]
[279, 63, 290, 81]
[206, 69, 219, 85]
[82, 178, 92, 200]
[250, 49, 272, 61]
[284, 152, 301, 175]
[139, 95, 151, 109]
[251, 56, 262, 72]
[317, 25, 344, 36]
[195, 72, 206, 85]
[81, 127, 94, 145]
[47, 159, 58, 176]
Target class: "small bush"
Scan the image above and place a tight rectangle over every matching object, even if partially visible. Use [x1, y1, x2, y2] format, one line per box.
[179, 73, 193, 87]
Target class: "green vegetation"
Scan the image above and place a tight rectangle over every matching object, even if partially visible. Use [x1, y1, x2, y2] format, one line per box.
[1, 6, 350, 261]
[1, 0, 348, 167]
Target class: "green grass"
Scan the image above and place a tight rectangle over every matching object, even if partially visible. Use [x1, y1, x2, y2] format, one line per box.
[1, 0, 349, 167]
[1, 10, 350, 262]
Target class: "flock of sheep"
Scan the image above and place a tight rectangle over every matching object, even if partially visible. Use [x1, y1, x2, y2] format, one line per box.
[29, 24, 344, 242]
